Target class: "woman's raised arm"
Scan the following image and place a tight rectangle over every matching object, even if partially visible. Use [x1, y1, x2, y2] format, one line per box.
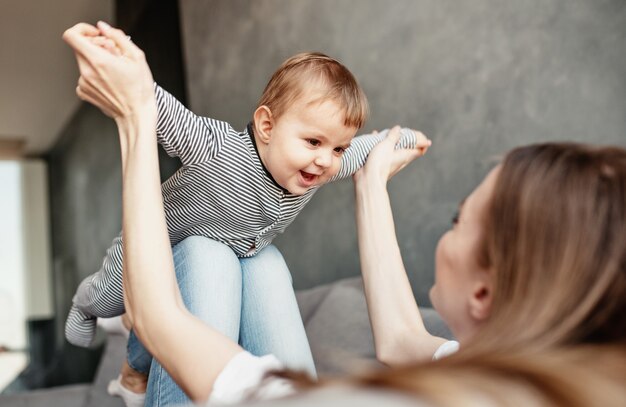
[353, 127, 445, 365]
[63, 22, 243, 402]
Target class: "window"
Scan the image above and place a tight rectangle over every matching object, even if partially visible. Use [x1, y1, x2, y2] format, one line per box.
[0, 160, 52, 391]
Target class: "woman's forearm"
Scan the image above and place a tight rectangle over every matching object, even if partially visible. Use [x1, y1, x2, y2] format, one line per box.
[355, 177, 445, 364]
[118, 106, 243, 402]
[118, 105, 178, 320]
[62, 22, 244, 401]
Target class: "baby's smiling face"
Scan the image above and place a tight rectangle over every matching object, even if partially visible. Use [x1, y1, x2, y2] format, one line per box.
[255, 90, 357, 195]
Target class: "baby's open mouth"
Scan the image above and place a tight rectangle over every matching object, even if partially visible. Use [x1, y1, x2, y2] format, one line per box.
[300, 171, 317, 182]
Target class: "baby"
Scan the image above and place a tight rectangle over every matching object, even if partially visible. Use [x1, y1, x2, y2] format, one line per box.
[66, 51, 428, 367]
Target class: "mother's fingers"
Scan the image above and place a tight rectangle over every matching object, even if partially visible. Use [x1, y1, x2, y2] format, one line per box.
[76, 76, 120, 118]
[77, 75, 108, 103]
[62, 22, 99, 40]
[78, 71, 120, 110]
[64, 24, 125, 69]
[398, 145, 425, 162]
[75, 53, 103, 84]
[385, 126, 402, 143]
[388, 146, 425, 178]
[62, 23, 102, 56]
[386, 128, 432, 155]
[76, 83, 116, 118]
[412, 130, 431, 148]
[90, 36, 122, 56]
[97, 21, 141, 59]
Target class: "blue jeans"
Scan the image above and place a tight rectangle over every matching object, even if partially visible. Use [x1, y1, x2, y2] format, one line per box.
[126, 236, 316, 407]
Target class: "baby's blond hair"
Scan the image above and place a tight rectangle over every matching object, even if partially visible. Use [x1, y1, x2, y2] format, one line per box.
[257, 52, 369, 129]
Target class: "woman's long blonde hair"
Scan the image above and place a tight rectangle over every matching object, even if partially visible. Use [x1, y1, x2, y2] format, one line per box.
[470, 143, 626, 353]
[358, 345, 626, 407]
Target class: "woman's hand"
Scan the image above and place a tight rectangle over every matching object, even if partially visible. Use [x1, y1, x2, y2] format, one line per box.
[89, 35, 123, 56]
[62, 21, 155, 122]
[353, 126, 431, 186]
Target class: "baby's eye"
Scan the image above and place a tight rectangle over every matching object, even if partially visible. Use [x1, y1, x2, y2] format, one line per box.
[333, 146, 346, 154]
[306, 139, 321, 147]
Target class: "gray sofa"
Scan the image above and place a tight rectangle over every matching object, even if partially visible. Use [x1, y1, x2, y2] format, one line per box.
[0, 277, 452, 407]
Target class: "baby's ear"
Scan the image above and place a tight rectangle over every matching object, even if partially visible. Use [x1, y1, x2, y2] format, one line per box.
[253, 106, 274, 144]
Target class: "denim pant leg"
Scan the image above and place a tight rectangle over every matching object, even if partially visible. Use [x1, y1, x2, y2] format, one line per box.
[127, 329, 152, 375]
[145, 236, 243, 407]
[239, 245, 317, 378]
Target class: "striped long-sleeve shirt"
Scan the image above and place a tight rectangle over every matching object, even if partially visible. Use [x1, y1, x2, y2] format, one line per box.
[65, 85, 418, 347]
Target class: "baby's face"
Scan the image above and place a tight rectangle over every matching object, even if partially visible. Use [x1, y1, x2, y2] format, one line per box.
[263, 94, 357, 195]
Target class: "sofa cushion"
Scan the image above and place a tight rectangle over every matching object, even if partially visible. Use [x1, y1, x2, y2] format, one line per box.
[0, 384, 90, 407]
[83, 333, 126, 407]
[296, 277, 453, 375]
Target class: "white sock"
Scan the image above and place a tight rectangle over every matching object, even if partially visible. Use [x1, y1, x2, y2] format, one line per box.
[107, 375, 146, 407]
[97, 316, 130, 339]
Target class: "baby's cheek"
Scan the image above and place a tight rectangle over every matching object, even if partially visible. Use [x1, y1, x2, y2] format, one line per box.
[321, 172, 336, 185]
[329, 161, 342, 177]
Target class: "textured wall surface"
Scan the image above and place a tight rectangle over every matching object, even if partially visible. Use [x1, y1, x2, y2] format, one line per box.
[179, 0, 626, 302]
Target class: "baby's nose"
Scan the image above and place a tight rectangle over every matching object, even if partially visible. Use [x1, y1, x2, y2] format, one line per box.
[314, 150, 333, 168]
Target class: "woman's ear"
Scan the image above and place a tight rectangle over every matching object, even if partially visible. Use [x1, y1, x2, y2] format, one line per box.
[253, 106, 273, 144]
[468, 274, 493, 322]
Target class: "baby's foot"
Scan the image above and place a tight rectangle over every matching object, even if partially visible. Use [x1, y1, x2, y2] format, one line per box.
[107, 361, 147, 407]
[107, 375, 146, 407]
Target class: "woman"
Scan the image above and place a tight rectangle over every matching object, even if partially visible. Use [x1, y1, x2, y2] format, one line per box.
[63, 22, 626, 406]
[362, 140, 626, 363]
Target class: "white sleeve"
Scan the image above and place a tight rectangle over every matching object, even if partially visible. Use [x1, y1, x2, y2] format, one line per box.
[432, 340, 460, 360]
[208, 351, 296, 405]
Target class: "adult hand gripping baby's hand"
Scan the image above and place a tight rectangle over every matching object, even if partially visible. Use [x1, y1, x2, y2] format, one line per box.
[62, 21, 155, 120]
[353, 126, 432, 186]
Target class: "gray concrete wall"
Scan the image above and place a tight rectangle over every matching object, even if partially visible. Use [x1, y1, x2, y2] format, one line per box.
[179, 0, 626, 303]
